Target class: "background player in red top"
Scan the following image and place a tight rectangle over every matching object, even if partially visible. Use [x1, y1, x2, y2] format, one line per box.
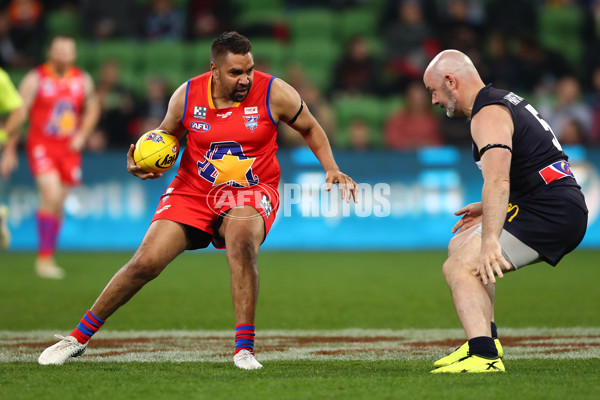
[0, 36, 100, 279]
[38, 32, 358, 369]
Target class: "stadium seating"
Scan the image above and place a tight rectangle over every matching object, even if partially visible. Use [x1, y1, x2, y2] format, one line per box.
[88, 41, 140, 76]
[232, 0, 285, 28]
[46, 8, 82, 39]
[333, 95, 404, 148]
[185, 40, 213, 72]
[538, 5, 584, 70]
[289, 39, 341, 92]
[250, 38, 287, 78]
[288, 8, 336, 41]
[335, 8, 380, 44]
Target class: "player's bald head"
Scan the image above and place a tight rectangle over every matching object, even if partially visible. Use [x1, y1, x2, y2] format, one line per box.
[424, 49, 480, 84]
[423, 49, 485, 118]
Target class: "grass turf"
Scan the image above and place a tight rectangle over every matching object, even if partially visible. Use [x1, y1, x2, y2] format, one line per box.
[1, 250, 599, 399]
[1, 250, 598, 330]
[2, 360, 600, 400]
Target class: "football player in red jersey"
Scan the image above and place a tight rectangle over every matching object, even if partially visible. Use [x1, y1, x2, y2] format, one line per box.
[0, 36, 100, 279]
[38, 32, 358, 369]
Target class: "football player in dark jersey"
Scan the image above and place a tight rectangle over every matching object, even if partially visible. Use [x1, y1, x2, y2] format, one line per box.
[424, 50, 587, 373]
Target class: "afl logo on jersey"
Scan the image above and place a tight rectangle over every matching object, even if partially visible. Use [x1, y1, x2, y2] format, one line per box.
[189, 120, 211, 133]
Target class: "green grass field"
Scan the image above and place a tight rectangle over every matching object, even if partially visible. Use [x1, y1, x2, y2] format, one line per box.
[1, 251, 599, 399]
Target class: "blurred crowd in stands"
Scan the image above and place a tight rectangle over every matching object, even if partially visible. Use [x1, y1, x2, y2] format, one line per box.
[2, 0, 600, 151]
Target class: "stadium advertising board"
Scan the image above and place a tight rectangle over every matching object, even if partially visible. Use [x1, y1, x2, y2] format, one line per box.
[5, 146, 600, 251]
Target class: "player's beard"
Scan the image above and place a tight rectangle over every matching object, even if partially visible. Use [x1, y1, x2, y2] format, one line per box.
[441, 85, 457, 118]
[230, 83, 252, 102]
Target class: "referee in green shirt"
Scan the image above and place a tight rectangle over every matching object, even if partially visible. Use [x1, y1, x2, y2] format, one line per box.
[0, 67, 24, 250]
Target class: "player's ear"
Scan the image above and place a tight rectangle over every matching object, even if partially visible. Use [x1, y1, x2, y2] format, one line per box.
[210, 62, 219, 78]
[444, 74, 457, 90]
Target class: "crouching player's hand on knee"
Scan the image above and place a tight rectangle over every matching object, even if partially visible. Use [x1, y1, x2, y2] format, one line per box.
[477, 239, 510, 284]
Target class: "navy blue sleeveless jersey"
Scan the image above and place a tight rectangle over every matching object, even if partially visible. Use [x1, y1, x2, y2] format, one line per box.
[470, 84, 587, 265]
[471, 85, 582, 200]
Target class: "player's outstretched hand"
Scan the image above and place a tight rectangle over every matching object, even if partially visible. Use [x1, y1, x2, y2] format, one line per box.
[127, 144, 163, 180]
[451, 202, 483, 234]
[325, 170, 358, 203]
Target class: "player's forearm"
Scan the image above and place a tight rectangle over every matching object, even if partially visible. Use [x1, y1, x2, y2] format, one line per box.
[77, 98, 100, 138]
[301, 127, 340, 172]
[480, 179, 510, 243]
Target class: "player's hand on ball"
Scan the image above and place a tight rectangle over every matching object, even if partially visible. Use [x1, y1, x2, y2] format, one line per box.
[127, 144, 163, 180]
[133, 129, 179, 173]
[128, 129, 180, 179]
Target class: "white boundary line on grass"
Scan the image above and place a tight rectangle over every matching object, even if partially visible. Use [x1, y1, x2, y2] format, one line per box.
[1, 328, 599, 363]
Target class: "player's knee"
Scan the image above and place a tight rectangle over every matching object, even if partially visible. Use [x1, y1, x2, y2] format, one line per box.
[442, 256, 472, 281]
[125, 254, 164, 282]
[442, 258, 454, 281]
[224, 219, 263, 258]
[227, 232, 260, 260]
[39, 193, 61, 211]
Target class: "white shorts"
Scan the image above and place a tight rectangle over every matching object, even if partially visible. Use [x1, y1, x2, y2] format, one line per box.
[474, 224, 542, 269]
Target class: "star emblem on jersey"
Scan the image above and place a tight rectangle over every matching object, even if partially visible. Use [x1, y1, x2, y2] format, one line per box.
[197, 142, 259, 188]
[205, 154, 256, 186]
[46, 100, 77, 137]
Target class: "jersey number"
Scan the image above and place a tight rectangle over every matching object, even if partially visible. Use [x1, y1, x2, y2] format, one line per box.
[525, 104, 562, 151]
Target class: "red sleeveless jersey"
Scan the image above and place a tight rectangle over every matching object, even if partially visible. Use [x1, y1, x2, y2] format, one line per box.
[179, 70, 280, 192]
[27, 63, 86, 143]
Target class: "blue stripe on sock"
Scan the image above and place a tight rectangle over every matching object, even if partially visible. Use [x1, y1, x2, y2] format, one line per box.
[235, 339, 254, 349]
[87, 310, 105, 325]
[77, 322, 94, 337]
[236, 325, 255, 332]
[83, 314, 100, 329]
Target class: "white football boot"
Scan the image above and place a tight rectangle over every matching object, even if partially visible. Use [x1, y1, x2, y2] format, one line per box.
[38, 335, 87, 365]
[35, 258, 65, 279]
[233, 349, 263, 370]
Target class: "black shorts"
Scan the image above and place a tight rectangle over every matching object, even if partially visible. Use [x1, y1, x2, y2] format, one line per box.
[504, 183, 588, 266]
